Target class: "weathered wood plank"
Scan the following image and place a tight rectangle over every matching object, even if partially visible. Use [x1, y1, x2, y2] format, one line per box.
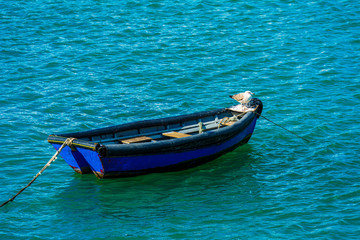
[162, 132, 191, 138]
[121, 136, 152, 144]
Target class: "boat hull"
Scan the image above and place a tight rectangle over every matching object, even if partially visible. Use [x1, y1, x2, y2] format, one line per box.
[50, 144, 96, 174]
[49, 115, 258, 178]
[96, 119, 255, 178]
[48, 99, 262, 178]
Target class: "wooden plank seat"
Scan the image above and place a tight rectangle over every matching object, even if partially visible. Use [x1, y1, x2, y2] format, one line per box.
[162, 132, 191, 138]
[121, 136, 152, 144]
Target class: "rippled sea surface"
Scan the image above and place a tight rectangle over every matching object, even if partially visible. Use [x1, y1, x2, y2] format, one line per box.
[1, 0, 359, 239]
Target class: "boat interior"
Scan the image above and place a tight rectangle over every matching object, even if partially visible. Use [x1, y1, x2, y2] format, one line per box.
[82, 110, 248, 145]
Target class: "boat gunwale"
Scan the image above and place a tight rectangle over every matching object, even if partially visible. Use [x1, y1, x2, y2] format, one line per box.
[47, 108, 227, 153]
[47, 136, 99, 151]
[48, 111, 256, 157]
[53, 108, 227, 139]
[102, 111, 256, 157]
[47, 99, 263, 157]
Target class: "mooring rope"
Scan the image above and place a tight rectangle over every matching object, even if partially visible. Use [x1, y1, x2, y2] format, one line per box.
[255, 113, 310, 142]
[218, 116, 238, 128]
[0, 138, 76, 208]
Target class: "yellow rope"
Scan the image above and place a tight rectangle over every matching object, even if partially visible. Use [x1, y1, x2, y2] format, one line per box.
[218, 117, 229, 128]
[198, 122, 204, 133]
[218, 116, 238, 128]
[0, 138, 76, 208]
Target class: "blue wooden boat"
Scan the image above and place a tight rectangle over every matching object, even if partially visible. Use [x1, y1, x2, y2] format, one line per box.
[48, 99, 262, 178]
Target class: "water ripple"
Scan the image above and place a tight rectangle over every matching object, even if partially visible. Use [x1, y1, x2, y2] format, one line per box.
[1, 0, 360, 239]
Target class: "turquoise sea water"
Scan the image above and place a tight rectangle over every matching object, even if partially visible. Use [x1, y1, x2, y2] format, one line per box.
[1, 0, 359, 239]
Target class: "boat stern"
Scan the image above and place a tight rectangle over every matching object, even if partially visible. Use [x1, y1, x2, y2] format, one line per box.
[47, 135, 101, 174]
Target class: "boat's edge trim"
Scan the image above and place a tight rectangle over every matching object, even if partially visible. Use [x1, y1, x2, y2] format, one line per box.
[47, 136, 99, 151]
[47, 99, 263, 157]
[102, 111, 256, 157]
[54, 108, 227, 139]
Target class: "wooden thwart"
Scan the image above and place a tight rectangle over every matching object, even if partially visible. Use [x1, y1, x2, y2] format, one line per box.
[162, 131, 191, 138]
[121, 136, 152, 144]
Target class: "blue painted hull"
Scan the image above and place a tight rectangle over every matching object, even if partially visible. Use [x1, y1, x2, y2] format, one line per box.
[48, 100, 262, 178]
[50, 144, 97, 174]
[94, 118, 256, 178]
